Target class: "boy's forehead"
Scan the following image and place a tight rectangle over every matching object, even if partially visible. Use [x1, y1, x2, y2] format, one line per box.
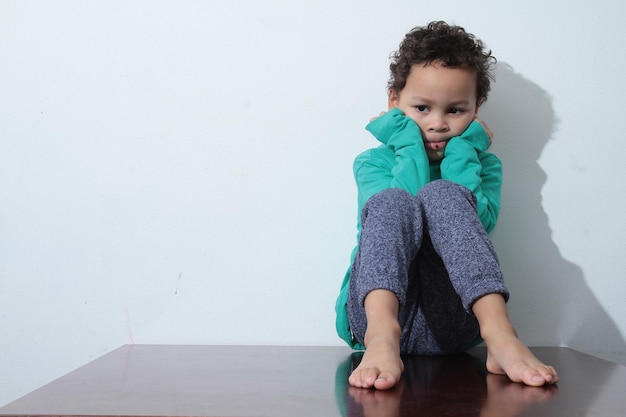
[406, 63, 478, 96]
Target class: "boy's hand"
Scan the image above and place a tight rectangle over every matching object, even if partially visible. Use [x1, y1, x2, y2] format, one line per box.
[473, 116, 493, 146]
[370, 111, 387, 122]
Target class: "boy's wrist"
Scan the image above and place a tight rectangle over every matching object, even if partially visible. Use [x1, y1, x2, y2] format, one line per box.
[455, 121, 491, 152]
[366, 108, 423, 149]
[365, 108, 403, 144]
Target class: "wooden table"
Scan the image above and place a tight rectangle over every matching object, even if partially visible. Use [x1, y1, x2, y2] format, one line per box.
[1, 345, 624, 417]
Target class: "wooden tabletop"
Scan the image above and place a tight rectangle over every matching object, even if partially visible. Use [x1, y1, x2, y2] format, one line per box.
[1, 345, 624, 417]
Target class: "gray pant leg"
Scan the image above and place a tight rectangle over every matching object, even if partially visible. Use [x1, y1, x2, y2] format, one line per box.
[347, 180, 509, 355]
[419, 180, 509, 310]
[348, 187, 422, 313]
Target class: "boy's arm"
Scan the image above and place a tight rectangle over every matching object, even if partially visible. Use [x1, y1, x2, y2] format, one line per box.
[440, 121, 502, 233]
[354, 109, 431, 209]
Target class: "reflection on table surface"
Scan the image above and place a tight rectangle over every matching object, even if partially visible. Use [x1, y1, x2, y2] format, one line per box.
[1, 345, 623, 417]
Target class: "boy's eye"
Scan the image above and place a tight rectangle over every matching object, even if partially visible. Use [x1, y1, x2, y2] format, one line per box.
[415, 105, 428, 112]
[449, 107, 464, 114]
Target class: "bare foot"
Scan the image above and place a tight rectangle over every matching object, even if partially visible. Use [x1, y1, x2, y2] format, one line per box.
[348, 335, 404, 390]
[485, 333, 559, 386]
[472, 293, 559, 386]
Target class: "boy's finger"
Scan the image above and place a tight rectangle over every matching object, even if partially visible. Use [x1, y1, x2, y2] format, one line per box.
[370, 111, 387, 122]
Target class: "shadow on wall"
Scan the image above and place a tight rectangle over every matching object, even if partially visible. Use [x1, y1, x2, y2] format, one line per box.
[483, 62, 626, 364]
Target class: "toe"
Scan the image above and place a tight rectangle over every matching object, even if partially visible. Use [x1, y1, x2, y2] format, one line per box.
[349, 370, 366, 388]
[522, 364, 558, 386]
[373, 372, 398, 390]
[363, 368, 382, 388]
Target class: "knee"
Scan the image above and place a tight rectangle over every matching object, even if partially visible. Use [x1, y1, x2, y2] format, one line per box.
[418, 180, 476, 207]
[363, 188, 414, 212]
[361, 188, 415, 223]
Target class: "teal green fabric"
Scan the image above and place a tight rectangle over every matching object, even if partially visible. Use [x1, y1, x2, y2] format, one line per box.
[335, 108, 502, 349]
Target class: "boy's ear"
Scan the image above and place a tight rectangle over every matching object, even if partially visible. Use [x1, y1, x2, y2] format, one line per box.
[473, 101, 480, 117]
[388, 89, 399, 110]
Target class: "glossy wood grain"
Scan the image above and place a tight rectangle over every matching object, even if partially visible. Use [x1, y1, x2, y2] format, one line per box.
[1, 345, 624, 417]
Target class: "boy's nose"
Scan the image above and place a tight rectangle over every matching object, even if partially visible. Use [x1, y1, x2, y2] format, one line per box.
[427, 115, 449, 132]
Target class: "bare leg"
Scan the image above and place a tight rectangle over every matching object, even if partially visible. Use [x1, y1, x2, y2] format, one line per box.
[473, 294, 559, 386]
[348, 289, 404, 390]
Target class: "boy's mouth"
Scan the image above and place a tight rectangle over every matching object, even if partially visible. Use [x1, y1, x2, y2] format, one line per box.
[423, 140, 448, 151]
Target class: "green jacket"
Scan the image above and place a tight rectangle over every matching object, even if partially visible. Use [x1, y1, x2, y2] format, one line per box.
[335, 108, 502, 349]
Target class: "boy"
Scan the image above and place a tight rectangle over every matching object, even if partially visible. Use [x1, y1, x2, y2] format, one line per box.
[335, 21, 559, 390]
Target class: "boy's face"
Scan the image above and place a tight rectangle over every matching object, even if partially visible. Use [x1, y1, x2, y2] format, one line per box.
[388, 62, 479, 161]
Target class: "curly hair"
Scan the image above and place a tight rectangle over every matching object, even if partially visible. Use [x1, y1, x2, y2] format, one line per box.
[388, 21, 496, 106]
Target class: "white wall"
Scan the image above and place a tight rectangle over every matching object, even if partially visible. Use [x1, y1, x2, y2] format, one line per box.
[1, 0, 625, 406]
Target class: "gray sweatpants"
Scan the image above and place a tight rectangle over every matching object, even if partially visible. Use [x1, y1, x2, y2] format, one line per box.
[347, 180, 509, 355]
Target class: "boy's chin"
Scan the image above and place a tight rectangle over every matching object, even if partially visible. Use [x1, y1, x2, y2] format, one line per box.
[426, 149, 445, 162]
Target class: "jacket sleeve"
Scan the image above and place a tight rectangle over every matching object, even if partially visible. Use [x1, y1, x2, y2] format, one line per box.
[440, 121, 502, 233]
[354, 109, 431, 209]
